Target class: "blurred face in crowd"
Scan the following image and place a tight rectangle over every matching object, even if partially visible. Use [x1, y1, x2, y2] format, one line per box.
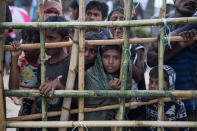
[109, 11, 124, 39]
[85, 46, 98, 68]
[174, 0, 197, 16]
[148, 77, 168, 90]
[102, 50, 121, 74]
[85, 9, 103, 21]
[69, 7, 79, 20]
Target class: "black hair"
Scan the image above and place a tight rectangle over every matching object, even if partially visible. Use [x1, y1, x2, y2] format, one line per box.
[149, 66, 169, 87]
[86, 1, 108, 19]
[108, 8, 124, 21]
[21, 29, 40, 43]
[100, 45, 122, 56]
[45, 16, 69, 38]
[85, 31, 103, 40]
[69, 0, 79, 10]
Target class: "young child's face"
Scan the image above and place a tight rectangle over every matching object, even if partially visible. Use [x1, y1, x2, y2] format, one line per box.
[148, 76, 168, 90]
[45, 29, 65, 56]
[85, 46, 98, 66]
[102, 49, 121, 74]
[85, 9, 103, 21]
[23, 35, 40, 58]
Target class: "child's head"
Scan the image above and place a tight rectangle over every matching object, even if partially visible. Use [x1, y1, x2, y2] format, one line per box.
[69, 0, 79, 20]
[149, 66, 169, 90]
[44, 1, 63, 19]
[44, 16, 69, 56]
[85, 1, 108, 21]
[100, 45, 122, 74]
[108, 8, 124, 39]
[21, 29, 40, 58]
[85, 31, 101, 69]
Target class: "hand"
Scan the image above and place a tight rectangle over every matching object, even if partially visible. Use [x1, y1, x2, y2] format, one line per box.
[11, 41, 22, 58]
[109, 78, 121, 90]
[179, 29, 197, 41]
[39, 81, 56, 98]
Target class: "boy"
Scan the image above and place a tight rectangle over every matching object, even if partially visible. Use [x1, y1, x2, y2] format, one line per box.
[85, 45, 134, 131]
[146, 66, 188, 131]
[85, 1, 111, 39]
[36, 16, 70, 131]
[9, 29, 40, 131]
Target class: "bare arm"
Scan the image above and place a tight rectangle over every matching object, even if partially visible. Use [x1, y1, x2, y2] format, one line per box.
[9, 42, 21, 90]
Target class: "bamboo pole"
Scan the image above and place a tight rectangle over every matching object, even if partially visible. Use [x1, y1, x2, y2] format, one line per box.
[6, 121, 197, 128]
[59, 30, 79, 131]
[4, 90, 197, 98]
[38, 0, 47, 131]
[7, 97, 187, 121]
[3, 36, 197, 50]
[78, 0, 85, 131]
[157, 1, 166, 131]
[1, 17, 197, 29]
[0, 0, 6, 130]
[118, 1, 132, 131]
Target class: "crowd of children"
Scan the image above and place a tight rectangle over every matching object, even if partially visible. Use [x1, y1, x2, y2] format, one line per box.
[5, 0, 197, 131]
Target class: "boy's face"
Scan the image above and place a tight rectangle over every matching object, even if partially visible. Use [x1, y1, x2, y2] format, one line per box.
[102, 50, 121, 74]
[45, 29, 66, 56]
[85, 9, 103, 21]
[148, 77, 168, 90]
[69, 7, 79, 20]
[85, 46, 98, 66]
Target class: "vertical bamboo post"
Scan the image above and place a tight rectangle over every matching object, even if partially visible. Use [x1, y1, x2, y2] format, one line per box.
[0, 0, 6, 130]
[78, 0, 85, 131]
[38, 0, 47, 131]
[157, 0, 166, 131]
[119, 0, 132, 131]
[59, 30, 79, 131]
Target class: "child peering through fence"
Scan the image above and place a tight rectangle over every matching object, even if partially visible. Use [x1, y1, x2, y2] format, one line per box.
[9, 29, 40, 131]
[146, 65, 189, 131]
[35, 16, 72, 131]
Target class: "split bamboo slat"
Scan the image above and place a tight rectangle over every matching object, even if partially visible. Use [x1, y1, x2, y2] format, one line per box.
[0, 0, 6, 130]
[38, 0, 47, 131]
[78, 0, 85, 131]
[157, 0, 166, 131]
[59, 30, 79, 131]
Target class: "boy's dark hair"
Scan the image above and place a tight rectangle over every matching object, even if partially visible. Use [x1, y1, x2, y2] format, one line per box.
[21, 29, 40, 43]
[69, 0, 79, 10]
[149, 66, 169, 88]
[108, 8, 124, 21]
[86, 1, 108, 19]
[85, 31, 103, 40]
[45, 16, 69, 38]
[100, 45, 122, 56]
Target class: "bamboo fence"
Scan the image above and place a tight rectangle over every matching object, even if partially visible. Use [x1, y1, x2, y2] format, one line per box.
[0, 0, 197, 130]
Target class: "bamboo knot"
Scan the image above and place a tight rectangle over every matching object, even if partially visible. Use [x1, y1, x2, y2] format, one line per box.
[62, 106, 70, 111]
[73, 40, 79, 45]
[40, 58, 47, 61]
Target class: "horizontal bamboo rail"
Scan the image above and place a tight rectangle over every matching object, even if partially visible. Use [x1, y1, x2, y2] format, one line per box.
[6, 121, 197, 128]
[0, 17, 197, 29]
[7, 97, 188, 121]
[4, 36, 197, 51]
[4, 90, 197, 98]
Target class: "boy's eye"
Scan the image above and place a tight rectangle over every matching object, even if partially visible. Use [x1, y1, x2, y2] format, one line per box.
[87, 12, 92, 16]
[93, 13, 98, 17]
[90, 49, 96, 54]
[103, 55, 109, 59]
[113, 56, 119, 60]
